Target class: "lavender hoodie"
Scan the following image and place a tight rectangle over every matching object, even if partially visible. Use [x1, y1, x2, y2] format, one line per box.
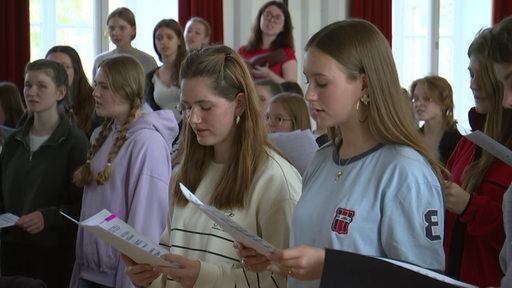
[70, 110, 178, 288]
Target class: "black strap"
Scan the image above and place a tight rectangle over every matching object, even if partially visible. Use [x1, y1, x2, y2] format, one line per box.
[445, 218, 466, 279]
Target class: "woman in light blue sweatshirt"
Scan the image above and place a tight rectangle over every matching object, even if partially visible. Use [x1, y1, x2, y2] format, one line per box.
[69, 55, 179, 288]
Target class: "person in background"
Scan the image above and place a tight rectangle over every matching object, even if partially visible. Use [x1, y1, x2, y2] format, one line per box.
[145, 19, 187, 117]
[254, 78, 282, 114]
[0, 81, 24, 129]
[144, 19, 187, 148]
[278, 80, 330, 146]
[70, 55, 179, 288]
[265, 92, 311, 133]
[0, 81, 25, 152]
[92, 7, 157, 79]
[410, 75, 462, 164]
[280, 80, 304, 96]
[236, 19, 446, 288]
[46, 45, 97, 137]
[0, 59, 89, 288]
[184, 17, 211, 52]
[237, 1, 297, 83]
[122, 45, 301, 288]
[485, 16, 512, 288]
[443, 28, 512, 287]
[266, 93, 317, 175]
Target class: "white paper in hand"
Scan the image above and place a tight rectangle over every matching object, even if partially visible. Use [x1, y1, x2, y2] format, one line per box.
[179, 183, 276, 256]
[0, 212, 19, 228]
[60, 210, 178, 267]
[466, 130, 512, 166]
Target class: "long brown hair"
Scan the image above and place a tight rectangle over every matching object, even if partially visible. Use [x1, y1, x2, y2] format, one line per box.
[46, 45, 95, 135]
[73, 55, 144, 186]
[173, 45, 284, 209]
[0, 81, 24, 127]
[152, 19, 188, 85]
[306, 19, 445, 184]
[463, 29, 512, 192]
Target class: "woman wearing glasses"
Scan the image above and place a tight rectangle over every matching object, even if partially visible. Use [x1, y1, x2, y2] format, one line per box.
[410, 75, 462, 164]
[265, 92, 311, 133]
[265, 93, 317, 175]
[237, 1, 297, 83]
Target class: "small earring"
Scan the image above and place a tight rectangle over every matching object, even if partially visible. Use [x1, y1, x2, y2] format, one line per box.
[361, 94, 370, 105]
[236, 115, 240, 125]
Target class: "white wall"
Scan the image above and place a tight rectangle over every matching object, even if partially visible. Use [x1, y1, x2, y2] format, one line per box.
[223, 0, 348, 89]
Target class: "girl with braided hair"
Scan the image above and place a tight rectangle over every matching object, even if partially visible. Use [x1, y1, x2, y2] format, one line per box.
[70, 55, 179, 288]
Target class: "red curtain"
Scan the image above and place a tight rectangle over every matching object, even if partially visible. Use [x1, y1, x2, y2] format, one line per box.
[0, 0, 30, 93]
[350, 0, 392, 46]
[178, 0, 223, 45]
[492, 0, 512, 24]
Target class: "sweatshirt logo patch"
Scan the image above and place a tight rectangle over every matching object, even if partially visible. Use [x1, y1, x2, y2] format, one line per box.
[331, 207, 355, 234]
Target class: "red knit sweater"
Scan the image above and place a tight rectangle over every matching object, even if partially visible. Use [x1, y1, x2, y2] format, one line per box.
[445, 137, 512, 287]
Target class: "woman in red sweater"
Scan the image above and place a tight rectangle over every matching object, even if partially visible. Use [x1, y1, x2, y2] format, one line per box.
[444, 28, 512, 287]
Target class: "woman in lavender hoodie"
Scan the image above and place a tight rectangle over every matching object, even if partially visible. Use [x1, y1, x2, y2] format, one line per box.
[69, 55, 179, 288]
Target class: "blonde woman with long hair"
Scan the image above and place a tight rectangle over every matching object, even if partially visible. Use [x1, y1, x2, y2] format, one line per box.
[237, 19, 446, 288]
[122, 45, 301, 288]
[70, 55, 178, 288]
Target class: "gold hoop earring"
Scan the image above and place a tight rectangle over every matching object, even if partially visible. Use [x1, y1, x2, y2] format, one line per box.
[357, 98, 368, 123]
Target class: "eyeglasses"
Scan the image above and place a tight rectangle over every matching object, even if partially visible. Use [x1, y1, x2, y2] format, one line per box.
[262, 12, 284, 24]
[265, 113, 292, 125]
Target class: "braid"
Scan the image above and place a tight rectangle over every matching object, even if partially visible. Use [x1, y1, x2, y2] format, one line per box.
[96, 106, 138, 184]
[72, 119, 113, 186]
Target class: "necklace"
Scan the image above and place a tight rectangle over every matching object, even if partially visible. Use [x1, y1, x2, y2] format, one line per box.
[335, 155, 353, 182]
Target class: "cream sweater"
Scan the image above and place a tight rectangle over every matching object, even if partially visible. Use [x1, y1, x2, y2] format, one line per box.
[153, 150, 302, 288]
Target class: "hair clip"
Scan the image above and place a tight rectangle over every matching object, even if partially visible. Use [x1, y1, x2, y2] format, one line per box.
[225, 52, 232, 59]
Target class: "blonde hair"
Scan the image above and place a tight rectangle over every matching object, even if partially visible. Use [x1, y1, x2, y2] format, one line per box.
[410, 75, 457, 128]
[173, 45, 285, 209]
[73, 55, 144, 186]
[269, 92, 311, 130]
[186, 17, 211, 38]
[306, 19, 445, 184]
[462, 29, 512, 192]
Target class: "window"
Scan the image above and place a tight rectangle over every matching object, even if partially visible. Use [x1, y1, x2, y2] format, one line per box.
[29, 0, 178, 81]
[392, 0, 492, 130]
[30, 0, 95, 78]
